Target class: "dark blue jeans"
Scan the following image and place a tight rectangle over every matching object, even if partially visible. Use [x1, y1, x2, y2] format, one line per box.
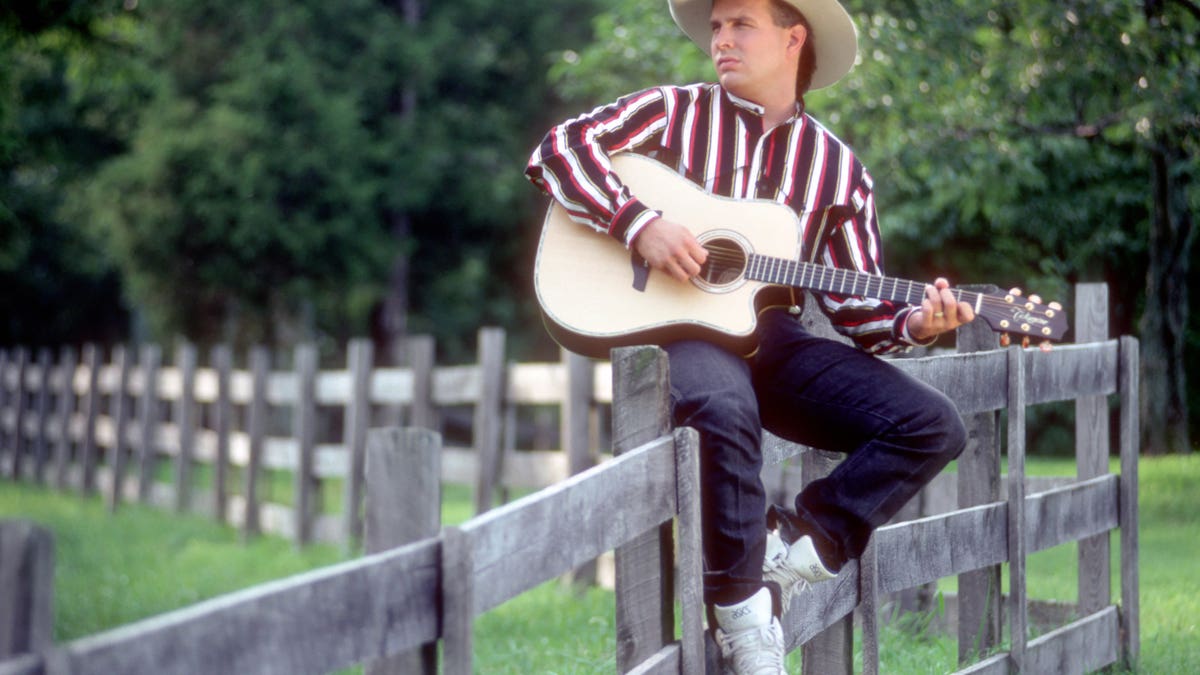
[665, 308, 967, 607]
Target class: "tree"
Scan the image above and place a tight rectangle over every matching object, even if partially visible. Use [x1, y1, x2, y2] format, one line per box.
[71, 0, 406, 349]
[60, 0, 601, 360]
[0, 2, 135, 346]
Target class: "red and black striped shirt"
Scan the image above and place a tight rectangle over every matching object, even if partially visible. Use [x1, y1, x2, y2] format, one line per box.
[526, 83, 923, 354]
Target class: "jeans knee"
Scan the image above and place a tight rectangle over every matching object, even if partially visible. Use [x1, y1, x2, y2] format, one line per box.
[691, 395, 761, 446]
[942, 410, 968, 460]
[927, 394, 967, 460]
[898, 388, 967, 462]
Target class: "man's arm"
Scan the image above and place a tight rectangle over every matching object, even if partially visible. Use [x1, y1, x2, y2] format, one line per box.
[525, 87, 671, 248]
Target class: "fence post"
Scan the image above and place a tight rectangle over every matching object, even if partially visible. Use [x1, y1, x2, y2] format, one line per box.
[80, 343, 101, 496]
[0, 350, 8, 474]
[1075, 284, 1112, 616]
[406, 335, 437, 430]
[955, 293, 1003, 663]
[173, 340, 198, 513]
[363, 427, 440, 675]
[0, 520, 54, 660]
[441, 524, 474, 675]
[1005, 346, 1028, 670]
[859, 540, 881, 675]
[610, 345, 674, 672]
[800, 450, 852, 675]
[242, 345, 270, 538]
[562, 348, 597, 585]
[52, 346, 77, 490]
[9, 348, 28, 480]
[135, 344, 161, 504]
[343, 338, 374, 548]
[293, 343, 319, 546]
[472, 327, 505, 514]
[107, 345, 131, 513]
[673, 426, 706, 675]
[211, 344, 233, 524]
[31, 349, 52, 484]
[1118, 336, 1140, 666]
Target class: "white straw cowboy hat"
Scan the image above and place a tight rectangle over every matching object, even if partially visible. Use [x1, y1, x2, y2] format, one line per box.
[668, 0, 859, 90]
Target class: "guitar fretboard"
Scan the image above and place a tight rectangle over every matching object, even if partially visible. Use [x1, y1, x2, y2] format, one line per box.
[745, 254, 979, 307]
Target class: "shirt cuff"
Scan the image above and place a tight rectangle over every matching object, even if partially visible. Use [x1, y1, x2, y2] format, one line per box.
[611, 198, 661, 248]
[896, 307, 938, 347]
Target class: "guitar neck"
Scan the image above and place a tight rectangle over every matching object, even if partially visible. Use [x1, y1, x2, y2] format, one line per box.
[746, 254, 978, 308]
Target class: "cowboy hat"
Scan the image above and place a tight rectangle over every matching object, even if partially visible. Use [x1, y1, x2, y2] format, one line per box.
[668, 0, 858, 90]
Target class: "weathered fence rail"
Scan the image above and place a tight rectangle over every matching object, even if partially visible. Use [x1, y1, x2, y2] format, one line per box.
[1, 283, 1140, 673]
[0, 418, 705, 675]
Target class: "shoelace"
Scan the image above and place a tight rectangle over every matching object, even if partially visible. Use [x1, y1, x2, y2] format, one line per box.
[716, 623, 785, 675]
[763, 549, 811, 608]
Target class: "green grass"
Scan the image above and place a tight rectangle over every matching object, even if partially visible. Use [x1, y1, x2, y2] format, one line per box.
[0, 483, 349, 642]
[3, 454, 1197, 673]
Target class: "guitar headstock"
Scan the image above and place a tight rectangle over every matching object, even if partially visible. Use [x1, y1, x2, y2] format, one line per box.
[975, 288, 1069, 345]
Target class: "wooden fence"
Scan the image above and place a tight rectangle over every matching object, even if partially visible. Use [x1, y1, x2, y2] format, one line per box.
[0, 329, 612, 547]
[0, 283, 1140, 673]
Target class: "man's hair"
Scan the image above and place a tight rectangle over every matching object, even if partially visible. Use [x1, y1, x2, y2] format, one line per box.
[767, 0, 817, 106]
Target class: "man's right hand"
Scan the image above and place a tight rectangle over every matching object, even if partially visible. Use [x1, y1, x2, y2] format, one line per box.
[633, 217, 709, 283]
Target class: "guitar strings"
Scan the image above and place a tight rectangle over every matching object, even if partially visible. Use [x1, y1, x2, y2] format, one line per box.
[700, 243, 1057, 321]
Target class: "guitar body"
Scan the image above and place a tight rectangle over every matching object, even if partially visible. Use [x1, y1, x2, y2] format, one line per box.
[535, 154, 798, 358]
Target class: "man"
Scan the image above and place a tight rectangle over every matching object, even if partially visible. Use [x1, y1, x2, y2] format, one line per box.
[526, 0, 973, 672]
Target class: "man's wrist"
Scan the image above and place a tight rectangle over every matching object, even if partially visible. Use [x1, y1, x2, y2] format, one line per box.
[899, 307, 938, 347]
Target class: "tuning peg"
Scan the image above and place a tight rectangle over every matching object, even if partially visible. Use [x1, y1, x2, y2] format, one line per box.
[1039, 340, 1053, 353]
[1021, 335, 1031, 349]
[999, 333, 1011, 347]
[1049, 301, 1063, 311]
[1029, 294, 1043, 305]
[1009, 287, 1023, 297]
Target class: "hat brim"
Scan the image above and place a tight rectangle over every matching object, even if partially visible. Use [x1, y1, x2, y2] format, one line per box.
[669, 0, 858, 90]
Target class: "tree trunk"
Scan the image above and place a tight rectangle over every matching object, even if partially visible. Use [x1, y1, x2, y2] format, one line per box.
[1139, 138, 1193, 454]
[1138, 0, 1194, 455]
[376, 0, 422, 365]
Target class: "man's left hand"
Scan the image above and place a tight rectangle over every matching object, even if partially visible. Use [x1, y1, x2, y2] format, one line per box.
[906, 277, 976, 342]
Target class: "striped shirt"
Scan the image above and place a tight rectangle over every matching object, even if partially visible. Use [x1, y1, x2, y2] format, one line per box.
[526, 83, 922, 354]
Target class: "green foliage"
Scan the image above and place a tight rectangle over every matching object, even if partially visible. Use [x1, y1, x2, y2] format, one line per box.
[547, 0, 710, 105]
[0, 2, 137, 345]
[4, 0, 602, 357]
[68, 0, 405, 347]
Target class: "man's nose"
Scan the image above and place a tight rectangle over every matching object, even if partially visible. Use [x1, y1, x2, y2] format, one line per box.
[712, 26, 732, 51]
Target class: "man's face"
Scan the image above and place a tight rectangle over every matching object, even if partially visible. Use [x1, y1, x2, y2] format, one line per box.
[709, 0, 805, 104]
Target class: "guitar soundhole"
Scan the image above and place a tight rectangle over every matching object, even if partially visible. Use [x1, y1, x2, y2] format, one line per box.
[696, 235, 747, 291]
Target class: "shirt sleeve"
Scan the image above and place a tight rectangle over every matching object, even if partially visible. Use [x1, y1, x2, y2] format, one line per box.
[525, 87, 671, 247]
[813, 169, 930, 355]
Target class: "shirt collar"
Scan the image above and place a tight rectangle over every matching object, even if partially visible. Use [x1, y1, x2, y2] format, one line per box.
[719, 86, 804, 124]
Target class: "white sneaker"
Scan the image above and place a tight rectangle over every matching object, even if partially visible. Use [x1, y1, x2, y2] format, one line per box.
[713, 587, 785, 675]
[762, 530, 837, 611]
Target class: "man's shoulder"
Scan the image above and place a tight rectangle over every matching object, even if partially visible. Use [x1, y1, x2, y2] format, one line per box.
[655, 81, 718, 101]
[799, 114, 868, 170]
[799, 113, 854, 152]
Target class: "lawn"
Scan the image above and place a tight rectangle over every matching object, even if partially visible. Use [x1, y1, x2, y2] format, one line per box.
[2, 454, 1196, 673]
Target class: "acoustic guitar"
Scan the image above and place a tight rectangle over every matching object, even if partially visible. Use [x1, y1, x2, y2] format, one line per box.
[534, 153, 1067, 358]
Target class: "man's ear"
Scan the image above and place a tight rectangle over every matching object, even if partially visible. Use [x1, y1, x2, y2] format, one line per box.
[787, 23, 807, 56]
